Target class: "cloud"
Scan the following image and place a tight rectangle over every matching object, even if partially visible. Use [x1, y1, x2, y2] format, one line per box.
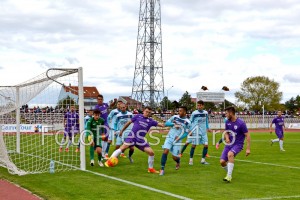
[65, 57, 79, 64]
[36, 60, 61, 69]
[1, 0, 300, 104]
[283, 74, 300, 83]
[0, 66, 3, 70]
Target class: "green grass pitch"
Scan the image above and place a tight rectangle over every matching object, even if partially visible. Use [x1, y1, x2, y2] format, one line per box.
[1, 131, 300, 200]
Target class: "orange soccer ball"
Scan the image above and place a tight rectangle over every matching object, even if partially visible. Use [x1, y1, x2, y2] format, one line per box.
[107, 157, 119, 167]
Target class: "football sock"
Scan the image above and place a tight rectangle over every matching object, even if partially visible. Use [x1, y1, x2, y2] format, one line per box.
[129, 149, 134, 157]
[181, 144, 188, 154]
[190, 147, 195, 158]
[106, 143, 111, 154]
[272, 138, 280, 143]
[218, 138, 223, 144]
[148, 155, 154, 168]
[66, 140, 72, 149]
[97, 152, 102, 162]
[161, 153, 168, 170]
[90, 146, 94, 160]
[101, 141, 107, 156]
[111, 149, 122, 158]
[222, 165, 228, 172]
[77, 138, 80, 148]
[227, 163, 234, 177]
[60, 137, 65, 148]
[279, 140, 284, 149]
[202, 146, 208, 158]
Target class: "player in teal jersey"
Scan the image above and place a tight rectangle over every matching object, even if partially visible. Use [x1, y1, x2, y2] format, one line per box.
[105, 100, 123, 159]
[114, 103, 134, 162]
[180, 100, 212, 165]
[160, 106, 191, 176]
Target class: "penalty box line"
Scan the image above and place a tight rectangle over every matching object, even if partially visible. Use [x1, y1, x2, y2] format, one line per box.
[81, 168, 193, 200]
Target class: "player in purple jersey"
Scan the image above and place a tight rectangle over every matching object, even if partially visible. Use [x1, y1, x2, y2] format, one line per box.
[220, 106, 251, 183]
[105, 107, 165, 173]
[270, 111, 286, 151]
[94, 94, 116, 158]
[59, 105, 79, 152]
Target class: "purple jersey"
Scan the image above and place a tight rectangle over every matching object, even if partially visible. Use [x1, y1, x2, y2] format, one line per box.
[94, 103, 109, 123]
[272, 116, 284, 133]
[129, 114, 158, 138]
[64, 111, 79, 129]
[225, 118, 248, 146]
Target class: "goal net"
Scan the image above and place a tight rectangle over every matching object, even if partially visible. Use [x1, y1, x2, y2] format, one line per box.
[0, 68, 85, 175]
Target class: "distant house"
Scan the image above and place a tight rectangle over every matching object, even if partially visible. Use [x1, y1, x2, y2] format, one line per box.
[118, 96, 143, 108]
[191, 97, 197, 104]
[58, 86, 100, 110]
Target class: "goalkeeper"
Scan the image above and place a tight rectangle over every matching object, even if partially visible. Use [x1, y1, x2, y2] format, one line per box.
[86, 109, 105, 167]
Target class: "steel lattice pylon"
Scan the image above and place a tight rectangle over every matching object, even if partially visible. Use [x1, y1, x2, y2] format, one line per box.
[131, 0, 164, 108]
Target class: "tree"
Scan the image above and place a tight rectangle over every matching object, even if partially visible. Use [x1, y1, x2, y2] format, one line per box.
[179, 91, 195, 112]
[285, 95, 300, 112]
[203, 102, 216, 111]
[235, 76, 282, 111]
[160, 96, 173, 110]
[57, 96, 78, 109]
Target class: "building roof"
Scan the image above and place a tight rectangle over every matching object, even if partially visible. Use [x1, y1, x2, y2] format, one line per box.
[119, 96, 143, 105]
[191, 97, 197, 103]
[64, 86, 100, 98]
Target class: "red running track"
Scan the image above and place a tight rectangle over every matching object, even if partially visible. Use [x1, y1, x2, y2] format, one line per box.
[0, 179, 41, 200]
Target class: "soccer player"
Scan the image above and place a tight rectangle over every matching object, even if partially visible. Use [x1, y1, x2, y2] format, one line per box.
[270, 111, 286, 151]
[76, 109, 93, 152]
[105, 107, 165, 173]
[59, 105, 79, 152]
[220, 106, 251, 183]
[114, 102, 134, 162]
[94, 94, 116, 158]
[105, 99, 123, 159]
[180, 100, 211, 165]
[86, 109, 105, 167]
[160, 106, 191, 176]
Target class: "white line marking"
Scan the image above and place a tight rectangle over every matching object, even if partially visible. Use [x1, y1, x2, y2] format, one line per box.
[208, 155, 300, 170]
[84, 169, 193, 200]
[157, 150, 300, 170]
[16, 153, 192, 199]
[241, 195, 300, 200]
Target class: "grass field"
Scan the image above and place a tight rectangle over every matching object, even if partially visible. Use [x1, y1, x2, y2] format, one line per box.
[1, 131, 300, 200]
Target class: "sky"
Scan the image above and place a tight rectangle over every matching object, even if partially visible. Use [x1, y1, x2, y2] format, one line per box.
[1, 0, 300, 105]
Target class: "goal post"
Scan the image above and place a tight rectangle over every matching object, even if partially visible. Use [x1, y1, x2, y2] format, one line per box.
[0, 67, 86, 175]
[78, 67, 86, 171]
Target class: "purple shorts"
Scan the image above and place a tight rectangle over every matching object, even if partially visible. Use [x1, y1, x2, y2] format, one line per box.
[64, 127, 79, 137]
[276, 131, 284, 139]
[220, 144, 243, 162]
[124, 136, 150, 152]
